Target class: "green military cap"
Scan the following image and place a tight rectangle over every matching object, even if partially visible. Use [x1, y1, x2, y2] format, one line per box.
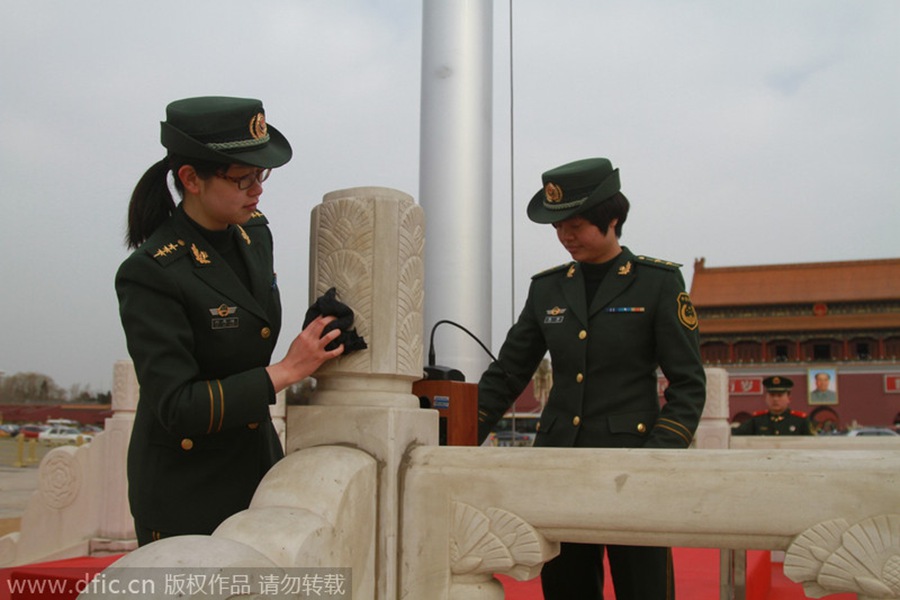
[763, 376, 794, 393]
[527, 157, 621, 224]
[160, 96, 292, 168]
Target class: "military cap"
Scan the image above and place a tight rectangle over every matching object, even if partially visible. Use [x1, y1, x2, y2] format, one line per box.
[160, 96, 292, 168]
[763, 376, 794, 393]
[527, 157, 621, 224]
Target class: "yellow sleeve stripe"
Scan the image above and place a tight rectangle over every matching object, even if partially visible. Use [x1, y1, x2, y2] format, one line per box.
[654, 418, 693, 446]
[216, 379, 225, 433]
[206, 381, 216, 434]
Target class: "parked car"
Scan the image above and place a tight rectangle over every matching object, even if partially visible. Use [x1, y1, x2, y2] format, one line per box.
[845, 427, 899, 437]
[0, 424, 20, 437]
[38, 426, 93, 445]
[20, 424, 49, 439]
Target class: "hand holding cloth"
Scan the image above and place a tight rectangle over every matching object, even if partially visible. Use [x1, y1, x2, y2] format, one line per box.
[303, 287, 368, 355]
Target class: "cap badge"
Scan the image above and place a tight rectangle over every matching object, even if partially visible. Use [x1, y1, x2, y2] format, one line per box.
[544, 182, 563, 204]
[249, 113, 268, 140]
[773, 377, 781, 385]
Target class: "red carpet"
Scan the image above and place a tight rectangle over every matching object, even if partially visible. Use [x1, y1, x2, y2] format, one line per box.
[0, 554, 122, 599]
[497, 547, 856, 599]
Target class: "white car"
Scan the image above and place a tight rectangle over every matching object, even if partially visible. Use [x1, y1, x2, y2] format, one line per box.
[38, 426, 93, 445]
[845, 427, 898, 437]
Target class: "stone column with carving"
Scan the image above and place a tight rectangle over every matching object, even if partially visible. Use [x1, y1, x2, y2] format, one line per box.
[287, 186, 438, 600]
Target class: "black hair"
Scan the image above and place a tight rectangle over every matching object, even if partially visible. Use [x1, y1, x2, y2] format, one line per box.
[124, 155, 226, 249]
[580, 192, 630, 238]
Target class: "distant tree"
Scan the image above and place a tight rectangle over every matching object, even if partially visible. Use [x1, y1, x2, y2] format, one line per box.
[67, 383, 112, 404]
[0, 372, 66, 404]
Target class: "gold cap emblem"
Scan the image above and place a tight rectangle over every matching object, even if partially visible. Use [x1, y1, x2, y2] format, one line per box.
[249, 113, 268, 140]
[544, 182, 563, 204]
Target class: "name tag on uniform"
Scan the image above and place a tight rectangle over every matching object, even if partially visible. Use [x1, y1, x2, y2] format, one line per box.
[211, 317, 240, 330]
[209, 305, 239, 330]
[544, 306, 566, 324]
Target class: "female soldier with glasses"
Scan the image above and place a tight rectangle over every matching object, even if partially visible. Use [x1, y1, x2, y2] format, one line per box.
[117, 96, 344, 545]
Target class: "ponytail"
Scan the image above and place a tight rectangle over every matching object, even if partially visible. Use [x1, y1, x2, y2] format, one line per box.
[125, 158, 175, 249]
[124, 154, 229, 249]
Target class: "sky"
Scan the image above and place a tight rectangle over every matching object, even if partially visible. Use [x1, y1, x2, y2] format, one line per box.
[1, 0, 898, 393]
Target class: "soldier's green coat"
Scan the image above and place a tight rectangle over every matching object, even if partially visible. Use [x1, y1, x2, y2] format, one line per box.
[732, 410, 814, 436]
[478, 247, 706, 449]
[116, 207, 283, 535]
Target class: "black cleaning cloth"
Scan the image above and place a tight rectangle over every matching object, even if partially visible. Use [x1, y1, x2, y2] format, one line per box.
[303, 287, 368, 355]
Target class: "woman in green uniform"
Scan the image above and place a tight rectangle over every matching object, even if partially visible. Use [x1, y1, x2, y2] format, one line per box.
[477, 157, 706, 600]
[116, 96, 344, 545]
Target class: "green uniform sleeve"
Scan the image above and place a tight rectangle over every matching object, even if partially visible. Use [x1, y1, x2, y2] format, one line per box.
[644, 270, 707, 448]
[477, 286, 547, 443]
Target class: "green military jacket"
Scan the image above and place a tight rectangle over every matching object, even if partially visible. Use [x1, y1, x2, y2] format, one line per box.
[116, 206, 283, 535]
[478, 247, 706, 449]
[732, 410, 814, 436]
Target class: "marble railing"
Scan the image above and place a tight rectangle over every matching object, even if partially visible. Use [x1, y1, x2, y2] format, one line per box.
[400, 445, 900, 599]
[35, 187, 900, 600]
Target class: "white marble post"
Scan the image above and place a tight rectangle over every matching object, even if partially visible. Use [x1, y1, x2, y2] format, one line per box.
[693, 367, 732, 449]
[93, 361, 138, 549]
[288, 186, 438, 600]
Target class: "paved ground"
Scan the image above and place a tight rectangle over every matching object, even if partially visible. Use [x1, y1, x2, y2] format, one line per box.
[0, 437, 54, 536]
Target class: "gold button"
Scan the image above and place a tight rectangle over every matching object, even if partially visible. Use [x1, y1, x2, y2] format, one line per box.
[573, 416, 581, 426]
[260, 327, 271, 339]
[636, 423, 646, 433]
[181, 438, 194, 451]
[579, 330, 587, 340]
[576, 373, 584, 383]
[248, 422, 259, 430]
[536, 422, 542, 432]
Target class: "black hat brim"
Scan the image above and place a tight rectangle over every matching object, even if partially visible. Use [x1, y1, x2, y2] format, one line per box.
[526, 169, 620, 224]
[160, 121, 292, 168]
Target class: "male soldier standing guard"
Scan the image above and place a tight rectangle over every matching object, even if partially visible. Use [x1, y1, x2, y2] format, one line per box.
[477, 157, 706, 600]
[733, 376, 815, 436]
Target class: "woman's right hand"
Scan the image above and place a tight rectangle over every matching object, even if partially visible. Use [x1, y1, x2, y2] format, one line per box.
[266, 316, 344, 393]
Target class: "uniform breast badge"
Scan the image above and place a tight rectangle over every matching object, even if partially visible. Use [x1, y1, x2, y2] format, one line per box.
[544, 306, 566, 324]
[209, 305, 239, 329]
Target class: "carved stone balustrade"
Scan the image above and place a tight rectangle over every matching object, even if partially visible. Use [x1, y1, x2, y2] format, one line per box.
[400, 446, 900, 599]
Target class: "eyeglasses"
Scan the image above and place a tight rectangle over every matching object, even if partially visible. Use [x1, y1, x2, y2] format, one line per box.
[216, 168, 272, 190]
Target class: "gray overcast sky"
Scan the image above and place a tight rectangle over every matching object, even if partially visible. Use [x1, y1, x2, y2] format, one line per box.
[1, 1, 898, 392]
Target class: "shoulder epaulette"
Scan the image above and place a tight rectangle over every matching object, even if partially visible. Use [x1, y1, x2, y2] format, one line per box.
[148, 239, 188, 266]
[790, 410, 808, 418]
[634, 255, 682, 271]
[532, 262, 574, 280]
[242, 210, 269, 227]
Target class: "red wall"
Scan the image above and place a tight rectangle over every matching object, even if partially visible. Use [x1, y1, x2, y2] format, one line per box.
[727, 370, 900, 430]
